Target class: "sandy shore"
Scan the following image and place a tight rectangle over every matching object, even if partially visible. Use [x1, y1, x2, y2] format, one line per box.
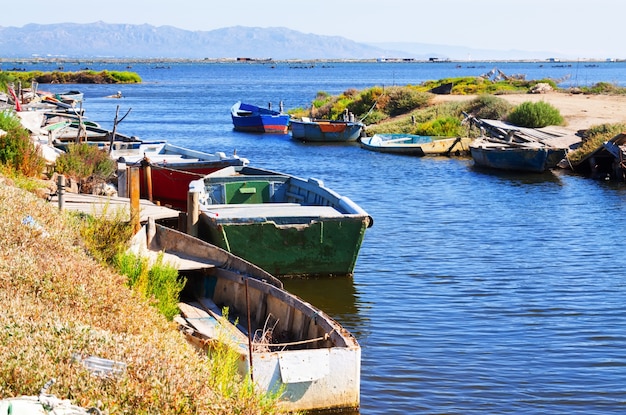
[432, 92, 626, 134]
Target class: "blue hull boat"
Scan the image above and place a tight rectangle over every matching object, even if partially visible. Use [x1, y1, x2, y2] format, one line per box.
[231, 101, 290, 134]
[290, 118, 364, 142]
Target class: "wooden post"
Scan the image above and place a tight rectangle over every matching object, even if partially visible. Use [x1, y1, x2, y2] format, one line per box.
[57, 175, 65, 211]
[117, 162, 127, 198]
[143, 163, 153, 202]
[129, 166, 141, 234]
[186, 191, 199, 237]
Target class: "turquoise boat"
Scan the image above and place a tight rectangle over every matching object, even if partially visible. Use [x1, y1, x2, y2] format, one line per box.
[188, 165, 373, 277]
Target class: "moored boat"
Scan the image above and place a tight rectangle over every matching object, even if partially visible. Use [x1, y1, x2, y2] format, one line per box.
[188, 165, 373, 277]
[230, 101, 290, 134]
[469, 138, 565, 173]
[111, 141, 249, 211]
[465, 114, 575, 173]
[290, 117, 364, 142]
[129, 219, 361, 413]
[360, 133, 472, 156]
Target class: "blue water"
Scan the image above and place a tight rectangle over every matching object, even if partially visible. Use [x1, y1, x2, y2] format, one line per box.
[22, 60, 626, 414]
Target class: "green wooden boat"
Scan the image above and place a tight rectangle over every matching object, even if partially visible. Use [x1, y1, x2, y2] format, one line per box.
[188, 166, 373, 277]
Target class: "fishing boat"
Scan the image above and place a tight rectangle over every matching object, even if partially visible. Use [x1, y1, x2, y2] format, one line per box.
[290, 117, 364, 142]
[53, 90, 84, 105]
[465, 114, 574, 173]
[360, 133, 472, 156]
[111, 141, 249, 211]
[230, 101, 290, 134]
[129, 219, 361, 413]
[188, 165, 373, 277]
[469, 138, 566, 173]
[46, 122, 141, 149]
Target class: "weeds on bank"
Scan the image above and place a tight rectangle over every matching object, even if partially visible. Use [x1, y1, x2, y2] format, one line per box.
[567, 122, 626, 164]
[115, 251, 186, 321]
[207, 308, 288, 414]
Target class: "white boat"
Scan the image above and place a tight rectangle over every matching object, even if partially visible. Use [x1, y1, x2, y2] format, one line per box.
[360, 133, 472, 156]
[129, 219, 361, 413]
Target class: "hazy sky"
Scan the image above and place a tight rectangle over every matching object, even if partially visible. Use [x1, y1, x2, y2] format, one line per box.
[2, 0, 623, 58]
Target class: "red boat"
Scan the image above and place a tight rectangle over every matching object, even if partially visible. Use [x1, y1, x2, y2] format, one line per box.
[111, 141, 249, 211]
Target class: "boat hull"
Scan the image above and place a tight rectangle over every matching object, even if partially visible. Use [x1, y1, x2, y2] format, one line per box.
[470, 143, 566, 172]
[361, 134, 471, 156]
[291, 119, 363, 142]
[231, 102, 290, 134]
[198, 213, 369, 277]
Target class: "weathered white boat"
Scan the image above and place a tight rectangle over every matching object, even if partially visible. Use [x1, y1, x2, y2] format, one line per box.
[360, 133, 472, 156]
[129, 219, 361, 413]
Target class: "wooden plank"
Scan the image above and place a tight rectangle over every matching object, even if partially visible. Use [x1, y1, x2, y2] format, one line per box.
[49, 193, 179, 222]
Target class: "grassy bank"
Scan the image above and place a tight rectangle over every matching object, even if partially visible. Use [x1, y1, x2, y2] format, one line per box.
[0, 176, 283, 414]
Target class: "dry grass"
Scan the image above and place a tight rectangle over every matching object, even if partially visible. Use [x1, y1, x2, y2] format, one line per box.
[0, 177, 283, 414]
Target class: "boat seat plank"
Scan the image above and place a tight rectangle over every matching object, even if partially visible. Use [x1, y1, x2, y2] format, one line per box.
[178, 301, 249, 347]
[201, 204, 343, 219]
[159, 250, 217, 271]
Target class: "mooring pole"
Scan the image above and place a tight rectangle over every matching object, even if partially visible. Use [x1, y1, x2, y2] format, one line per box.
[129, 166, 141, 234]
[186, 190, 199, 237]
[245, 279, 254, 383]
[56, 175, 65, 211]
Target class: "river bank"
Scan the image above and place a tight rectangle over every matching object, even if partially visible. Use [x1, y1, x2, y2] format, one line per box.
[433, 91, 626, 133]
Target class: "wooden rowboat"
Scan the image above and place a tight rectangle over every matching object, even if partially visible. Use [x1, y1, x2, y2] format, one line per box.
[128, 219, 361, 413]
[360, 133, 472, 156]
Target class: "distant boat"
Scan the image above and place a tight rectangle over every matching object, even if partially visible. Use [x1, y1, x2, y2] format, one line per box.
[230, 101, 290, 133]
[129, 218, 361, 413]
[188, 165, 373, 277]
[360, 133, 472, 156]
[290, 117, 364, 142]
[54, 90, 84, 104]
[111, 142, 249, 211]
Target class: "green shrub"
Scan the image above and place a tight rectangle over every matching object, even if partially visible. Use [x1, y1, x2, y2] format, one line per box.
[114, 251, 186, 321]
[73, 206, 134, 264]
[0, 111, 46, 177]
[463, 95, 514, 120]
[55, 143, 116, 181]
[385, 87, 431, 116]
[507, 101, 564, 127]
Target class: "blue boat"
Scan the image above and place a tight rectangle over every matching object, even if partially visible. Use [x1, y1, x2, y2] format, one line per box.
[469, 138, 566, 172]
[290, 117, 364, 142]
[230, 101, 290, 134]
[465, 115, 571, 173]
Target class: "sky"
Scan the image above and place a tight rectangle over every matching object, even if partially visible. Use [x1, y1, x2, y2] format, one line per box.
[2, 0, 624, 58]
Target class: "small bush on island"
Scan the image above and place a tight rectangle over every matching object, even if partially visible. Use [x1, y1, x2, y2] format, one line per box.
[6, 70, 141, 86]
[506, 101, 564, 128]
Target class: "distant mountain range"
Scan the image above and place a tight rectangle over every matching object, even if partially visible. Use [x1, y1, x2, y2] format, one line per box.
[0, 22, 560, 61]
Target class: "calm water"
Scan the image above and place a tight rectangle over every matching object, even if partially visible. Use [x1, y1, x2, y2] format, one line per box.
[25, 60, 626, 414]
